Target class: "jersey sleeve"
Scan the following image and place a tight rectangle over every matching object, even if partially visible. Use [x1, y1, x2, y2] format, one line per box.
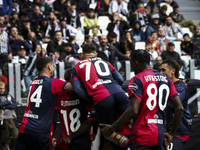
[71, 68, 79, 83]
[51, 78, 67, 95]
[169, 80, 178, 101]
[107, 62, 115, 73]
[128, 77, 143, 101]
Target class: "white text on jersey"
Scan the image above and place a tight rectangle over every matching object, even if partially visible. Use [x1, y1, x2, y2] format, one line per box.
[31, 79, 43, 84]
[144, 75, 168, 83]
[61, 99, 80, 107]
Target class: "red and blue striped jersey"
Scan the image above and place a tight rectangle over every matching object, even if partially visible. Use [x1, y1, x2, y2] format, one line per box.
[56, 91, 93, 150]
[19, 76, 67, 138]
[71, 57, 124, 105]
[128, 69, 178, 147]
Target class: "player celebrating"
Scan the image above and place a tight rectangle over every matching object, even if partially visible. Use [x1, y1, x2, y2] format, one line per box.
[15, 57, 73, 150]
[56, 68, 93, 150]
[71, 43, 129, 148]
[101, 50, 184, 150]
[160, 59, 192, 150]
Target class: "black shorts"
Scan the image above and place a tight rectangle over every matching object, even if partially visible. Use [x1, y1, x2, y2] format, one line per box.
[15, 133, 50, 150]
[94, 92, 129, 125]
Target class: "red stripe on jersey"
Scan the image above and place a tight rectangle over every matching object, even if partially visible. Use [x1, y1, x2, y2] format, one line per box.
[87, 118, 97, 121]
[107, 62, 115, 73]
[177, 134, 190, 141]
[71, 77, 78, 83]
[19, 77, 39, 133]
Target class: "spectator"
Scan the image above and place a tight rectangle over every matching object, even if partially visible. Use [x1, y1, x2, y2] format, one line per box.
[19, 16, 33, 40]
[75, 0, 89, 16]
[159, 5, 168, 25]
[55, 16, 78, 42]
[163, 0, 177, 7]
[157, 26, 170, 52]
[0, 24, 12, 72]
[109, 0, 128, 17]
[169, 3, 196, 33]
[0, 0, 12, 20]
[48, 11, 58, 28]
[19, 0, 33, 19]
[120, 30, 135, 54]
[145, 41, 158, 62]
[0, 81, 18, 150]
[53, 0, 69, 18]
[146, 31, 161, 53]
[128, 3, 149, 30]
[41, 48, 47, 57]
[28, 5, 42, 29]
[42, 0, 55, 9]
[107, 12, 130, 42]
[146, 13, 161, 38]
[47, 31, 63, 56]
[9, 27, 25, 56]
[89, 26, 101, 45]
[23, 44, 43, 93]
[81, 34, 98, 49]
[67, 1, 82, 31]
[128, 0, 144, 16]
[83, 8, 99, 35]
[68, 35, 79, 55]
[97, 35, 129, 66]
[53, 50, 62, 78]
[181, 33, 193, 56]
[8, 11, 21, 31]
[131, 20, 146, 42]
[12, 45, 29, 79]
[24, 31, 42, 55]
[107, 32, 120, 50]
[61, 43, 72, 61]
[146, 0, 160, 16]
[12, 0, 20, 14]
[35, 15, 54, 43]
[164, 16, 184, 41]
[190, 25, 200, 60]
[153, 55, 162, 71]
[33, 0, 51, 15]
[161, 42, 182, 66]
[0, 16, 8, 32]
[95, 0, 110, 17]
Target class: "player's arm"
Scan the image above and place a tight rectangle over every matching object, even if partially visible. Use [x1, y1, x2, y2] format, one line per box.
[112, 69, 124, 85]
[72, 80, 93, 102]
[100, 94, 140, 137]
[61, 119, 96, 144]
[164, 96, 183, 146]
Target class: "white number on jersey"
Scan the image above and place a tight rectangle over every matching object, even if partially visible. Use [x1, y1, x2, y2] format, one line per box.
[166, 143, 173, 150]
[79, 60, 111, 81]
[61, 108, 81, 135]
[146, 83, 169, 111]
[27, 85, 43, 108]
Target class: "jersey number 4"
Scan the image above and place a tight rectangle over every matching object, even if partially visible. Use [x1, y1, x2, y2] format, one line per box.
[27, 85, 43, 108]
[79, 60, 110, 81]
[146, 83, 169, 111]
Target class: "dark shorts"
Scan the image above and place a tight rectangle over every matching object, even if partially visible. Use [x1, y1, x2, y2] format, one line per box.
[55, 146, 91, 150]
[128, 142, 162, 150]
[94, 92, 129, 124]
[15, 133, 50, 150]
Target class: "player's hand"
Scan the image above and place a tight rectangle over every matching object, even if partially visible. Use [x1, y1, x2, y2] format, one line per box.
[164, 133, 173, 146]
[90, 132, 96, 141]
[60, 137, 71, 144]
[100, 123, 114, 137]
[52, 138, 57, 147]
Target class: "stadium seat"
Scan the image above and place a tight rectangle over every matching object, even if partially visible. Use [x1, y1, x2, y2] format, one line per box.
[135, 42, 145, 50]
[160, 2, 173, 15]
[89, 3, 97, 9]
[173, 41, 181, 56]
[98, 16, 111, 30]
[182, 27, 193, 37]
[42, 43, 48, 50]
[101, 29, 108, 36]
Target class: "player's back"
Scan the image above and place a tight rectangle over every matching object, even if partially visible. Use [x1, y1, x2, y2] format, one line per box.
[128, 69, 178, 147]
[73, 57, 123, 104]
[56, 91, 92, 150]
[19, 76, 66, 138]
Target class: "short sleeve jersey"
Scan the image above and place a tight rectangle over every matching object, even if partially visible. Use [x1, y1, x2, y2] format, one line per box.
[56, 91, 93, 150]
[166, 80, 192, 135]
[71, 57, 123, 105]
[128, 69, 178, 147]
[19, 76, 67, 138]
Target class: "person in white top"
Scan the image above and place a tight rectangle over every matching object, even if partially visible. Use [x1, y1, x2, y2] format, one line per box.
[109, 0, 128, 17]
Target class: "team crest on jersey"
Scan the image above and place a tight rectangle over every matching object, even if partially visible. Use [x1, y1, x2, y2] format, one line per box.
[153, 114, 158, 119]
[91, 109, 96, 114]
[129, 83, 138, 90]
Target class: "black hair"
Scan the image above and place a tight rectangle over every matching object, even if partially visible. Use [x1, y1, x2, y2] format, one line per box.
[70, 1, 76, 6]
[145, 41, 151, 46]
[130, 50, 150, 65]
[108, 32, 117, 38]
[150, 31, 157, 36]
[162, 59, 180, 78]
[85, 34, 91, 41]
[63, 42, 72, 47]
[183, 33, 189, 38]
[82, 43, 96, 53]
[36, 57, 53, 72]
[64, 68, 73, 82]
[54, 30, 62, 36]
[88, 8, 95, 13]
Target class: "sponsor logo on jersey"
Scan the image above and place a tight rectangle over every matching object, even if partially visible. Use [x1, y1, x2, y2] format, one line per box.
[144, 75, 168, 83]
[61, 99, 80, 107]
[92, 79, 111, 88]
[31, 79, 43, 84]
[129, 83, 138, 90]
